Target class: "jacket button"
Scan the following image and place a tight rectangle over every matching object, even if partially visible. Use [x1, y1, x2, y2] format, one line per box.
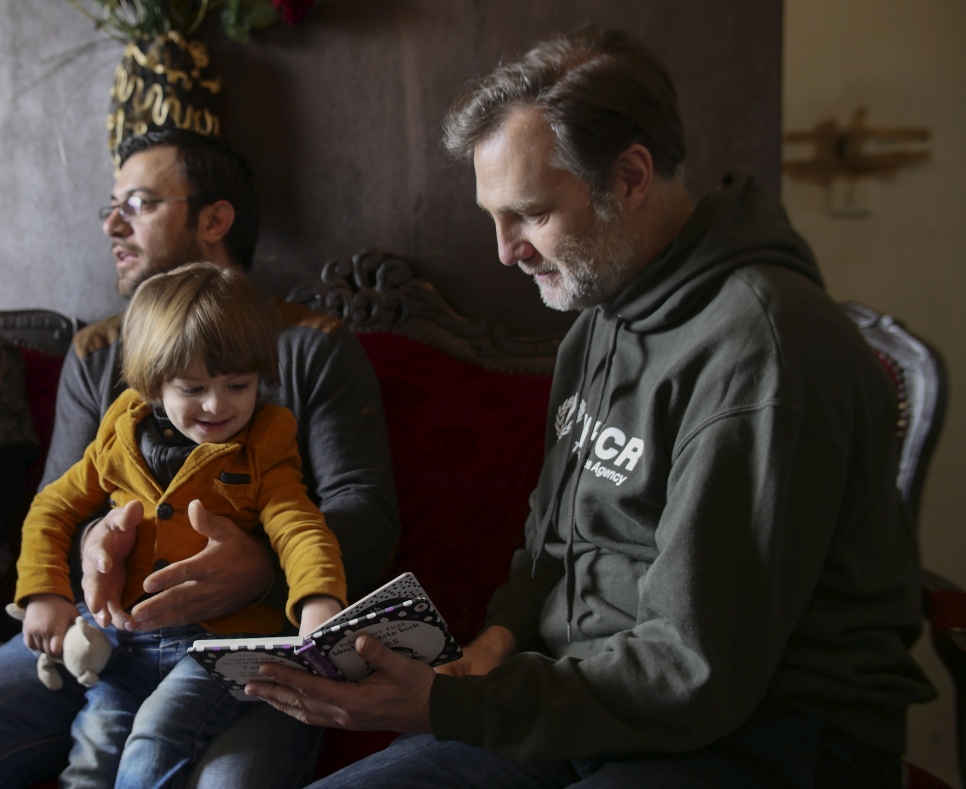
[157, 503, 174, 520]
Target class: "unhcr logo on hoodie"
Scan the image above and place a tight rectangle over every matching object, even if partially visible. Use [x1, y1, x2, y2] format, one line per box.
[554, 394, 644, 487]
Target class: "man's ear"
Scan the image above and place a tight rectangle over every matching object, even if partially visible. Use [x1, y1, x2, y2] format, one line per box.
[613, 144, 654, 212]
[197, 200, 236, 245]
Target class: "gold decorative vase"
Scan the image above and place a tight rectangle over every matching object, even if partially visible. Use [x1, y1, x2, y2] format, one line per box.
[107, 31, 221, 167]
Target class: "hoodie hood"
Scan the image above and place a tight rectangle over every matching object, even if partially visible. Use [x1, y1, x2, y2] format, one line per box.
[609, 171, 822, 333]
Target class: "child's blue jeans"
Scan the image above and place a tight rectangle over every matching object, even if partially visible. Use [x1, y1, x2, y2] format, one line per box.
[62, 620, 249, 789]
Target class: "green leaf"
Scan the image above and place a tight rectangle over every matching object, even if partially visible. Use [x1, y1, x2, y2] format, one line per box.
[246, 3, 280, 30]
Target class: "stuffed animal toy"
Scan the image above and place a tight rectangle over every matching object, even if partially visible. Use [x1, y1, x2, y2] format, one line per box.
[5, 603, 112, 690]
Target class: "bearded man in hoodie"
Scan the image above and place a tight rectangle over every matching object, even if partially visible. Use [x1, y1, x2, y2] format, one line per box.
[248, 27, 934, 789]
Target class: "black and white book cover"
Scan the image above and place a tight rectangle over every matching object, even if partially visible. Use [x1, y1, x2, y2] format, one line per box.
[188, 573, 461, 699]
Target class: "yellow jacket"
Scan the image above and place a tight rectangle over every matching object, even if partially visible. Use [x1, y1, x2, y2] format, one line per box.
[16, 388, 347, 634]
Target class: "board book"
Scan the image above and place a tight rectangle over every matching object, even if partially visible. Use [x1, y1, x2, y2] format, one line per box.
[188, 572, 462, 700]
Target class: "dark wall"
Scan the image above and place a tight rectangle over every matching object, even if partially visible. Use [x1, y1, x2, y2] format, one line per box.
[211, 0, 782, 335]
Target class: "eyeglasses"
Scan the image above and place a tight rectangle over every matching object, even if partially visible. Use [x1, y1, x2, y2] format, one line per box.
[98, 196, 202, 222]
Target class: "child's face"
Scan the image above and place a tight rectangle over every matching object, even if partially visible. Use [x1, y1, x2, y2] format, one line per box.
[160, 358, 259, 444]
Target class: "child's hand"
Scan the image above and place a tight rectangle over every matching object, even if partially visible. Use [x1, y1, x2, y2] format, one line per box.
[23, 594, 80, 657]
[298, 595, 343, 638]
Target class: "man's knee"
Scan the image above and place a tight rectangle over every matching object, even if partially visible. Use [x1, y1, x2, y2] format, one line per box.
[189, 705, 323, 789]
[308, 734, 577, 789]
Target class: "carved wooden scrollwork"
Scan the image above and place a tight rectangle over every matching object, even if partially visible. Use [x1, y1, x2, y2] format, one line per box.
[287, 249, 563, 375]
[293, 249, 415, 329]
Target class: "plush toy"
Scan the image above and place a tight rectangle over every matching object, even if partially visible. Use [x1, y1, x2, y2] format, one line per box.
[5, 603, 112, 690]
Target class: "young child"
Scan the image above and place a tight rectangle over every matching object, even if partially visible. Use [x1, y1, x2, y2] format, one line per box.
[13, 261, 347, 788]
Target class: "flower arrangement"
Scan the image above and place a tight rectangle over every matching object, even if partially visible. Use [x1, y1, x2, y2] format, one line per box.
[66, 0, 316, 43]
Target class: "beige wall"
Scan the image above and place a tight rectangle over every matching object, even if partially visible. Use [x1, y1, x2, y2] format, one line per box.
[783, 1, 966, 784]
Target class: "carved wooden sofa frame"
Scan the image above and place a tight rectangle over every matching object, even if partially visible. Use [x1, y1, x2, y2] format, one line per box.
[286, 248, 562, 375]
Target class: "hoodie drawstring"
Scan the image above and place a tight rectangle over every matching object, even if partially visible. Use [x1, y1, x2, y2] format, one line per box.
[531, 312, 599, 580]
[532, 310, 623, 642]
[562, 320, 620, 641]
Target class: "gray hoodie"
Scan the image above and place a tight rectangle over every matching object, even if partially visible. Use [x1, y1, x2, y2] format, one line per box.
[431, 171, 934, 760]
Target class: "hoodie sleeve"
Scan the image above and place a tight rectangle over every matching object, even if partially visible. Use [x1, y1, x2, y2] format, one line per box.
[429, 403, 880, 759]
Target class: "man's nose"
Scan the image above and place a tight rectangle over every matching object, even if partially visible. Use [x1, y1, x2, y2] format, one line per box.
[496, 230, 536, 267]
[102, 208, 132, 238]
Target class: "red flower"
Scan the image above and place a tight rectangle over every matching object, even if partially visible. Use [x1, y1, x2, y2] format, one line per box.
[271, 0, 315, 24]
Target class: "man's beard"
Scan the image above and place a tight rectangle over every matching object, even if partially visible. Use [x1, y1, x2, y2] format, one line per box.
[115, 233, 206, 299]
[524, 213, 641, 312]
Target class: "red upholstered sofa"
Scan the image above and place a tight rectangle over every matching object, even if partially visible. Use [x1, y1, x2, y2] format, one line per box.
[3, 250, 964, 788]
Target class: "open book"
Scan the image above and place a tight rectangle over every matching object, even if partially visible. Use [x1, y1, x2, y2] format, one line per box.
[188, 572, 462, 700]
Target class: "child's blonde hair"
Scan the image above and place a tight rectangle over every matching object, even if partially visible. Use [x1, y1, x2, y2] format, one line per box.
[122, 262, 280, 404]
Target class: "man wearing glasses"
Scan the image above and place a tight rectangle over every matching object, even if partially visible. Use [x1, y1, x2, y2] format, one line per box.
[0, 129, 400, 789]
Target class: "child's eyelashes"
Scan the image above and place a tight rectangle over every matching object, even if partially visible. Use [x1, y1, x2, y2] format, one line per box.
[170, 378, 253, 396]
